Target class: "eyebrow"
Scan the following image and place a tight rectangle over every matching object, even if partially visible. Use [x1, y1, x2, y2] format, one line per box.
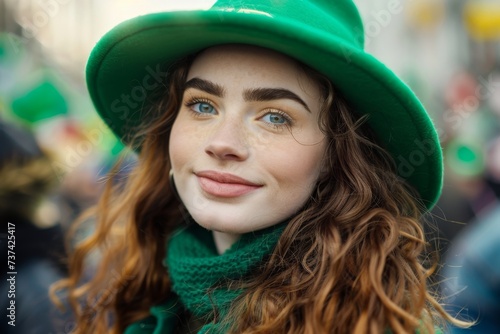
[184, 77, 311, 113]
[184, 78, 225, 97]
[243, 88, 311, 113]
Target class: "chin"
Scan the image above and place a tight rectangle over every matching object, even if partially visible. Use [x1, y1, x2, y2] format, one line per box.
[190, 210, 284, 235]
[191, 215, 245, 234]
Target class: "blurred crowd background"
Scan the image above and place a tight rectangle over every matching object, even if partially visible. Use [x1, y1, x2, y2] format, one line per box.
[0, 0, 499, 333]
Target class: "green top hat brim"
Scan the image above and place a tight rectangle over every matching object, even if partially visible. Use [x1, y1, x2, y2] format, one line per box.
[86, 10, 443, 210]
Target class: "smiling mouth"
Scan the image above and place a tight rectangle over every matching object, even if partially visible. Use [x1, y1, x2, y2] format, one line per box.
[195, 170, 262, 198]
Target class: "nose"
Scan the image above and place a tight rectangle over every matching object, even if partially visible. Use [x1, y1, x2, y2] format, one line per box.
[204, 116, 249, 161]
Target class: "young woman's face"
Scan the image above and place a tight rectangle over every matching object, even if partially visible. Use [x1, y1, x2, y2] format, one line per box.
[169, 45, 326, 235]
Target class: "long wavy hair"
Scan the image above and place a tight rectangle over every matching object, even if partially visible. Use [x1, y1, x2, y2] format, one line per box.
[52, 51, 469, 333]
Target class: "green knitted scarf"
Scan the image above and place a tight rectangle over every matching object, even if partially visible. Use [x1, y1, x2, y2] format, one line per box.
[165, 221, 285, 333]
[125, 221, 444, 334]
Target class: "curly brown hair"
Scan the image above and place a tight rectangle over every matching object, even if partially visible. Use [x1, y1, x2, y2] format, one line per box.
[52, 52, 469, 333]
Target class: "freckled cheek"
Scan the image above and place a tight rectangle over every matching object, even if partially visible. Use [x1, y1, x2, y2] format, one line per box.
[264, 145, 325, 191]
[169, 119, 199, 168]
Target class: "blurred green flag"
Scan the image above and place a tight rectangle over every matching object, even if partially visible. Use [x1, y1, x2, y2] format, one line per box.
[10, 79, 68, 123]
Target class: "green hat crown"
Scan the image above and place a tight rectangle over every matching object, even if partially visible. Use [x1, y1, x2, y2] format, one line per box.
[211, 0, 364, 49]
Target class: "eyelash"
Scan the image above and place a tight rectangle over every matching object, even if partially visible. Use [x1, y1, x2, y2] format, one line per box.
[263, 109, 294, 130]
[184, 97, 215, 116]
[183, 96, 294, 130]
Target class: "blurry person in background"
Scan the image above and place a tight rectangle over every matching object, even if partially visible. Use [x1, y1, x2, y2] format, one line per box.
[0, 120, 69, 334]
[443, 136, 500, 333]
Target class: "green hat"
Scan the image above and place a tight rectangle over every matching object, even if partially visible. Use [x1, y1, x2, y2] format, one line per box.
[86, 0, 443, 209]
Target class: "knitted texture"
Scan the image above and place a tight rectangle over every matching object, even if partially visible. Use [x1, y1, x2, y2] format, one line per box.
[125, 222, 444, 333]
[165, 222, 286, 331]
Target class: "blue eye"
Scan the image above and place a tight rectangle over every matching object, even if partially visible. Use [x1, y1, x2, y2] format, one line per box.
[193, 102, 215, 114]
[262, 113, 288, 125]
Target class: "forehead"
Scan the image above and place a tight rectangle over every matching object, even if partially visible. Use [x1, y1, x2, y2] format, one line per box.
[187, 45, 321, 96]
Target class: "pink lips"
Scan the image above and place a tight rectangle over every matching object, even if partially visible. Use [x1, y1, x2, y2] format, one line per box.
[195, 170, 262, 198]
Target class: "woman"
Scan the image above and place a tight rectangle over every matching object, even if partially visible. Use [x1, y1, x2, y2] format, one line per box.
[53, 0, 471, 333]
